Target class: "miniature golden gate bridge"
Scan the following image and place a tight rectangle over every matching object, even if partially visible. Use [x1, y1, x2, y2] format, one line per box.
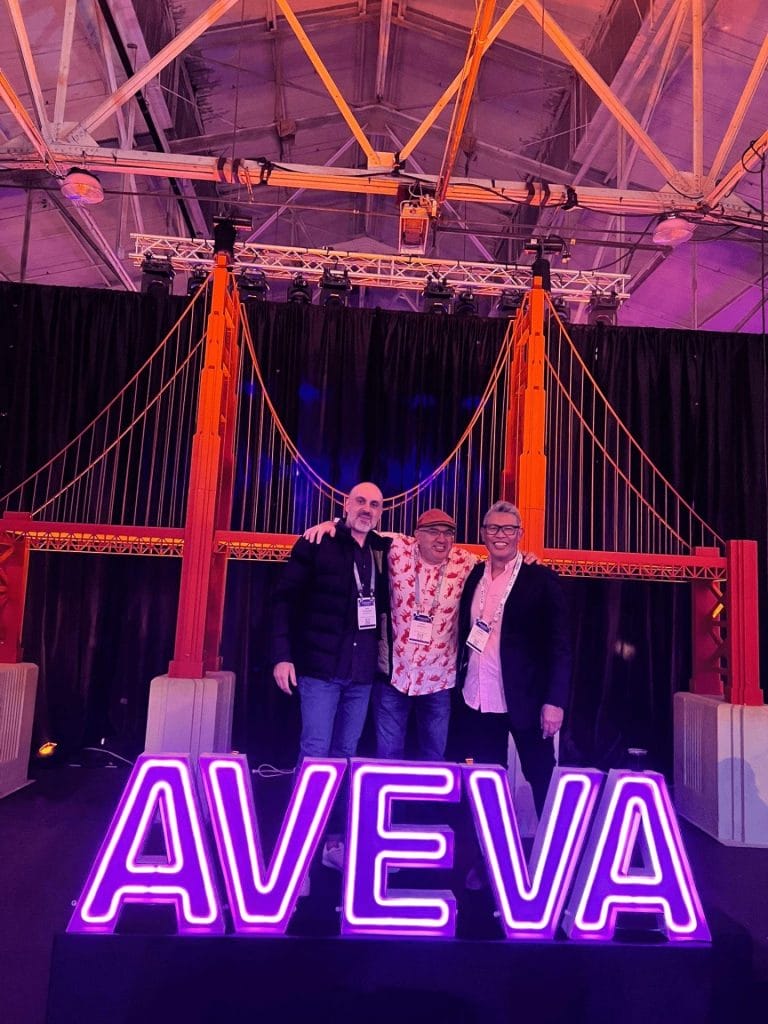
[0, 249, 761, 719]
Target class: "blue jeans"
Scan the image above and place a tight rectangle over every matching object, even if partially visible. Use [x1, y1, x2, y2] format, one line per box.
[297, 675, 372, 760]
[373, 683, 452, 761]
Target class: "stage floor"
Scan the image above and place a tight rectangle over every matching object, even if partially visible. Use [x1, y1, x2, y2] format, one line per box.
[1, 761, 767, 1024]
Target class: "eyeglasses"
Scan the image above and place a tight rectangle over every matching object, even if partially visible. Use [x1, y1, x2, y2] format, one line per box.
[417, 526, 455, 537]
[482, 523, 521, 536]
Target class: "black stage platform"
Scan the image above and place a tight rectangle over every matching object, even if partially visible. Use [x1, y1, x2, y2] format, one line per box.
[47, 929, 738, 1024]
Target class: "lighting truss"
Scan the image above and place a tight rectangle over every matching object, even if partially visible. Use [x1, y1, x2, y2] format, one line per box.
[131, 235, 631, 304]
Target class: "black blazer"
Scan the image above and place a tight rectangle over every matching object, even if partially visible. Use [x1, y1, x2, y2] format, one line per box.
[457, 560, 572, 731]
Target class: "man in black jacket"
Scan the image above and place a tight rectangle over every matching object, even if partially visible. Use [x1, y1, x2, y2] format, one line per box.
[272, 480, 390, 764]
[457, 500, 571, 817]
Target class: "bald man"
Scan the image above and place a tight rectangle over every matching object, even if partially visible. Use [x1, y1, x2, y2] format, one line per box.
[272, 481, 390, 764]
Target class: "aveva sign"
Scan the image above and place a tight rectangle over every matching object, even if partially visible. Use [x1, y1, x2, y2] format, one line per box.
[68, 755, 710, 943]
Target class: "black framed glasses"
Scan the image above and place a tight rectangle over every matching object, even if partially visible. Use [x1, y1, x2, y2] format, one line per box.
[482, 523, 521, 536]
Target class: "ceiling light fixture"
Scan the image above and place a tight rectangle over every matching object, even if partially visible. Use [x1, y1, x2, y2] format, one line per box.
[422, 274, 453, 314]
[652, 213, 696, 247]
[453, 289, 478, 317]
[60, 167, 104, 205]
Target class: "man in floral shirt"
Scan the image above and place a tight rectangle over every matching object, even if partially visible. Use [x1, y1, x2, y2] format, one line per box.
[305, 506, 477, 760]
[376, 508, 477, 761]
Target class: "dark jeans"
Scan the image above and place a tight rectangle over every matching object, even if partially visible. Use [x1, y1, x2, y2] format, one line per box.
[297, 675, 372, 760]
[373, 683, 452, 761]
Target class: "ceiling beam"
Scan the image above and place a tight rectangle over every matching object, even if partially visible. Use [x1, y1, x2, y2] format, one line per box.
[691, 0, 704, 182]
[568, 0, 686, 190]
[273, 0, 377, 164]
[0, 70, 62, 171]
[705, 127, 768, 208]
[70, 0, 241, 141]
[53, 0, 78, 130]
[5, 0, 51, 139]
[434, 0, 495, 210]
[3, 138, 763, 227]
[520, 0, 680, 187]
[48, 192, 136, 289]
[375, 0, 394, 101]
[707, 34, 768, 187]
[398, 0, 525, 163]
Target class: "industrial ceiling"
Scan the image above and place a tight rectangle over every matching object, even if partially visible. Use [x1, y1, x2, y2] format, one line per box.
[1, 0, 767, 329]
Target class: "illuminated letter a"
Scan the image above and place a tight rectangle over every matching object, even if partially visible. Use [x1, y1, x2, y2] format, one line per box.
[562, 770, 710, 942]
[68, 755, 224, 935]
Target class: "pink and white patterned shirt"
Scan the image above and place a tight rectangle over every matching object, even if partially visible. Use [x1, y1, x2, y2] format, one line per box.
[387, 534, 478, 695]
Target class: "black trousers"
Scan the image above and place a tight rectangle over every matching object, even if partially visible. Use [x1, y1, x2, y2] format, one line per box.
[456, 702, 555, 818]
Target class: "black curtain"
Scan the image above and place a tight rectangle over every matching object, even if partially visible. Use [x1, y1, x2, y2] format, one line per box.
[1, 282, 765, 773]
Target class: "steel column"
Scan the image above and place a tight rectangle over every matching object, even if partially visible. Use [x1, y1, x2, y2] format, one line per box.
[169, 254, 242, 677]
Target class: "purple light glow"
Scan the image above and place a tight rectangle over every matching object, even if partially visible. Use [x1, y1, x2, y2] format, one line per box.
[342, 760, 461, 937]
[67, 755, 223, 935]
[199, 755, 345, 934]
[562, 770, 711, 942]
[463, 765, 603, 939]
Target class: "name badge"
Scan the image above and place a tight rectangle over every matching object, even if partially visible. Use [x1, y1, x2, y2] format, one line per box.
[466, 619, 491, 653]
[408, 612, 433, 645]
[357, 596, 377, 630]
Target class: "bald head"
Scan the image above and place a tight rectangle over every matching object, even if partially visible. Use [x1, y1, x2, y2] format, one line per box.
[344, 481, 383, 542]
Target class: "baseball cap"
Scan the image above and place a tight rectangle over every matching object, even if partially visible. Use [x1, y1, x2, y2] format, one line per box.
[415, 508, 456, 530]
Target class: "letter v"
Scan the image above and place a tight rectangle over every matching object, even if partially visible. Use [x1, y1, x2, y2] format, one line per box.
[463, 765, 603, 939]
[199, 755, 345, 934]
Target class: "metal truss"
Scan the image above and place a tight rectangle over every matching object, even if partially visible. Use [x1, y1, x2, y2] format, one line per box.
[543, 548, 727, 581]
[1, 522, 185, 557]
[131, 235, 631, 302]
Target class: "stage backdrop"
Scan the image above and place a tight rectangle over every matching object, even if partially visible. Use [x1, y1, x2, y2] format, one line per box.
[1, 281, 765, 773]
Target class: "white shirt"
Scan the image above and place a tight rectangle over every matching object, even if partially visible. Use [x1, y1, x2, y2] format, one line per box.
[462, 555, 522, 713]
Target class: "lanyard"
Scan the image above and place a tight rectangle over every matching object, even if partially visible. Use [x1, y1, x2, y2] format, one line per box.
[352, 549, 376, 597]
[414, 557, 448, 616]
[475, 553, 523, 629]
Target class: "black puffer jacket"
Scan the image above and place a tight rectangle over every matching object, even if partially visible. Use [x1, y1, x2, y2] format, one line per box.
[270, 523, 391, 680]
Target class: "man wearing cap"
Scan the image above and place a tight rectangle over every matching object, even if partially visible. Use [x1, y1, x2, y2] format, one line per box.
[375, 507, 478, 761]
[305, 507, 478, 761]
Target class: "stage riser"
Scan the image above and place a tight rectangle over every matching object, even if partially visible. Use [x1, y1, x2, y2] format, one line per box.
[47, 933, 740, 1024]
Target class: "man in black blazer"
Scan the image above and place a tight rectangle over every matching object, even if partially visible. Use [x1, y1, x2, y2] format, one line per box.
[457, 500, 571, 817]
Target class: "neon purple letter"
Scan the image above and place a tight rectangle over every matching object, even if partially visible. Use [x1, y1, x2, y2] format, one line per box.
[342, 760, 461, 937]
[199, 755, 345, 934]
[464, 765, 603, 939]
[67, 755, 223, 935]
[562, 770, 711, 941]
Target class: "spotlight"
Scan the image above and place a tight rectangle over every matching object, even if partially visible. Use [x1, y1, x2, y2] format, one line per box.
[60, 167, 104, 205]
[495, 288, 525, 318]
[319, 262, 352, 307]
[237, 269, 270, 302]
[453, 289, 477, 317]
[652, 212, 695, 247]
[186, 267, 209, 297]
[422, 274, 453, 314]
[398, 197, 434, 255]
[287, 272, 312, 305]
[587, 289, 620, 327]
[140, 256, 175, 297]
[212, 215, 252, 258]
[37, 741, 58, 758]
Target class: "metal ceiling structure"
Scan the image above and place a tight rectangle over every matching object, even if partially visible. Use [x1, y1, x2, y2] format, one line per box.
[1, 0, 767, 329]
